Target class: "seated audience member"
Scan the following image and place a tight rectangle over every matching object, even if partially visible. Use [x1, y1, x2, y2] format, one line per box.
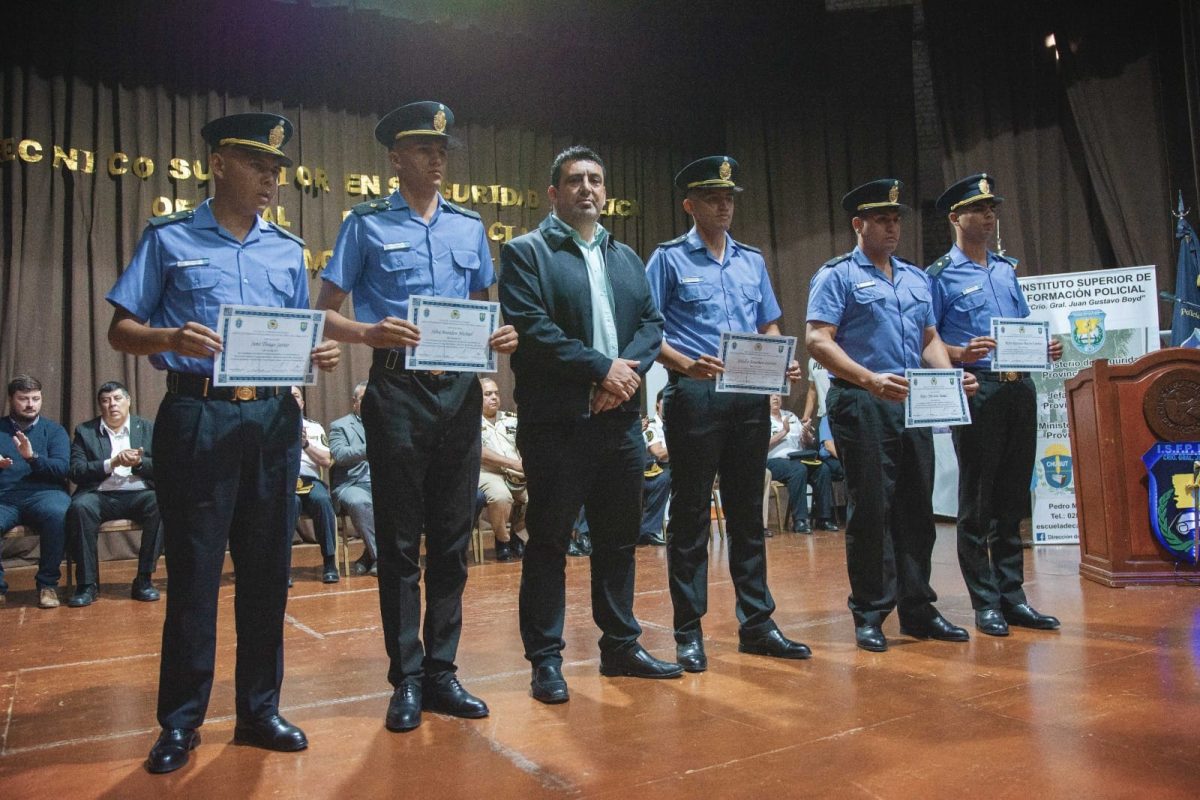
[291, 386, 339, 583]
[640, 395, 670, 546]
[568, 507, 592, 557]
[66, 381, 163, 606]
[0, 375, 71, 608]
[329, 381, 377, 576]
[765, 394, 836, 533]
[479, 378, 526, 562]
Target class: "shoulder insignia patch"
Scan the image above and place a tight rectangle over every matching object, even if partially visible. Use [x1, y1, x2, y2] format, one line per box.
[894, 255, 917, 268]
[444, 201, 482, 221]
[269, 223, 305, 247]
[656, 234, 688, 249]
[997, 253, 1020, 267]
[733, 239, 762, 254]
[821, 252, 853, 270]
[352, 198, 392, 216]
[926, 255, 952, 277]
[148, 209, 195, 227]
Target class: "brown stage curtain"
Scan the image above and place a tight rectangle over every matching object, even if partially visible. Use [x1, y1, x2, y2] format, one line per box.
[0, 65, 694, 430]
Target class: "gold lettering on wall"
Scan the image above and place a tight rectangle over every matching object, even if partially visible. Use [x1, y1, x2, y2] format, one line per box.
[19, 139, 43, 163]
[150, 197, 193, 216]
[108, 152, 129, 175]
[168, 158, 192, 181]
[487, 221, 516, 243]
[303, 248, 334, 276]
[132, 157, 154, 179]
[0, 138, 16, 162]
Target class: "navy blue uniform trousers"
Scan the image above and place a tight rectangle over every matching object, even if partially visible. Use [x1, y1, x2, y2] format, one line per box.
[154, 390, 299, 729]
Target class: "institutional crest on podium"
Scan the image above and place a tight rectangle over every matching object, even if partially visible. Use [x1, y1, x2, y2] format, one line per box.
[1141, 442, 1200, 564]
[1041, 443, 1073, 489]
[1069, 309, 1106, 354]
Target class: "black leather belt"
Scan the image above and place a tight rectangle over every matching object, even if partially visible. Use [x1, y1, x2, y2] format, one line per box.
[967, 369, 1028, 383]
[830, 378, 862, 390]
[166, 372, 284, 401]
[373, 348, 446, 376]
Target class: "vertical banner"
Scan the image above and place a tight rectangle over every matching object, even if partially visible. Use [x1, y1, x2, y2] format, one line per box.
[1019, 266, 1160, 544]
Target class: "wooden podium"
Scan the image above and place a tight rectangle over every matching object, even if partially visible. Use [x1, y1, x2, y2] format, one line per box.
[1065, 348, 1200, 586]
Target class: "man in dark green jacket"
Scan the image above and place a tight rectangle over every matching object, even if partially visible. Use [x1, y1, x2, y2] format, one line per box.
[499, 145, 681, 706]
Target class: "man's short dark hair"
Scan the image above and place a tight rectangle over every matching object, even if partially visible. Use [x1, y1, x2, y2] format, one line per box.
[96, 381, 130, 403]
[550, 146, 605, 188]
[7, 375, 42, 396]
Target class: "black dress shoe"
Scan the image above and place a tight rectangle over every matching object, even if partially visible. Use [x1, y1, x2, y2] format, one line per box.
[599, 643, 684, 678]
[131, 574, 160, 602]
[495, 539, 517, 562]
[510, 536, 526, 558]
[815, 519, 840, 532]
[793, 519, 812, 534]
[350, 558, 374, 577]
[738, 628, 812, 660]
[145, 728, 200, 774]
[67, 584, 99, 608]
[385, 684, 422, 732]
[900, 613, 970, 642]
[321, 566, 340, 584]
[530, 665, 569, 704]
[1003, 603, 1061, 630]
[676, 639, 707, 673]
[855, 625, 888, 652]
[422, 674, 489, 718]
[975, 609, 1010, 637]
[233, 714, 308, 752]
[637, 533, 667, 546]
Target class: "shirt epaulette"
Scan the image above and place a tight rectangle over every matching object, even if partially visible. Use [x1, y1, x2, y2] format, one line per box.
[269, 222, 305, 247]
[444, 201, 482, 221]
[821, 252, 853, 269]
[894, 255, 918, 268]
[926, 255, 952, 277]
[148, 209, 195, 227]
[656, 234, 688, 249]
[996, 253, 1020, 267]
[352, 197, 392, 216]
[732, 239, 762, 254]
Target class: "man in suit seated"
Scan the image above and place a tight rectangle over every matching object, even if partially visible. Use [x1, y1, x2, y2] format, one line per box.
[290, 386, 338, 583]
[65, 381, 163, 606]
[1, 374, 71, 608]
[329, 381, 378, 576]
[479, 378, 527, 562]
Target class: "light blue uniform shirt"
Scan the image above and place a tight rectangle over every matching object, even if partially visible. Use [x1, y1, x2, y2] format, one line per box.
[321, 190, 494, 323]
[106, 198, 309, 375]
[806, 246, 935, 378]
[929, 245, 1030, 369]
[645, 227, 782, 361]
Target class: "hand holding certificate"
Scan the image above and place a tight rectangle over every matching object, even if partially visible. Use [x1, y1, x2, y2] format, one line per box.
[904, 368, 971, 428]
[716, 332, 797, 395]
[406, 295, 500, 373]
[214, 305, 326, 386]
[990, 317, 1050, 371]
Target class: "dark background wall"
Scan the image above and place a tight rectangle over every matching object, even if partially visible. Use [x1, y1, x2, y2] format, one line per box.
[2, 0, 1196, 427]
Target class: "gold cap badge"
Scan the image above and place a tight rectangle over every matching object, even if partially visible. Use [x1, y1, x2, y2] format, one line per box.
[433, 108, 447, 133]
[888, 181, 900, 204]
[719, 159, 732, 181]
[979, 177, 991, 195]
[268, 123, 285, 149]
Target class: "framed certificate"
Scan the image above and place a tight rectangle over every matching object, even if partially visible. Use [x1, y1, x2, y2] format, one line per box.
[904, 368, 971, 428]
[991, 317, 1051, 371]
[213, 305, 325, 386]
[715, 331, 797, 395]
[406, 295, 500, 373]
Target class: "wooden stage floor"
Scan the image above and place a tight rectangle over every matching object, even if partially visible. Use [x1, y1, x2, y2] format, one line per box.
[1, 523, 1198, 799]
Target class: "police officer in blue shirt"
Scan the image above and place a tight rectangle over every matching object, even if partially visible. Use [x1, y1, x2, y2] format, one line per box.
[316, 101, 518, 733]
[107, 113, 341, 774]
[806, 179, 977, 653]
[646, 156, 810, 673]
[928, 173, 1062, 637]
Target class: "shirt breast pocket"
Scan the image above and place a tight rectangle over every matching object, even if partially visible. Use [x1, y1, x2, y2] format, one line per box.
[676, 281, 718, 324]
[851, 285, 885, 320]
[381, 250, 430, 297]
[450, 250, 481, 298]
[904, 285, 933, 328]
[266, 267, 296, 305]
[170, 264, 222, 322]
[740, 284, 762, 320]
[952, 289, 988, 327]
